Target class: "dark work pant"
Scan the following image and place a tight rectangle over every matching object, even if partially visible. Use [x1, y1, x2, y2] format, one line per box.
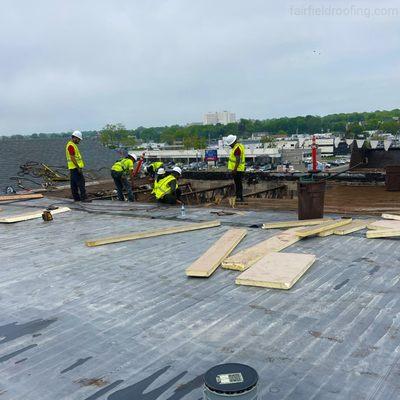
[233, 171, 244, 200]
[111, 170, 134, 201]
[158, 188, 182, 205]
[70, 169, 87, 201]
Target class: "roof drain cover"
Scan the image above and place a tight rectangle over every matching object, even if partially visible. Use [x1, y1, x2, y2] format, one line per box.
[203, 363, 259, 399]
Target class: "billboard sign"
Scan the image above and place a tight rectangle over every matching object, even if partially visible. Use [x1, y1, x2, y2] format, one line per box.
[205, 149, 218, 161]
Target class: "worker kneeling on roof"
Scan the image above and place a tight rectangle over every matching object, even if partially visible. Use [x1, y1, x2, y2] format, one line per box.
[151, 167, 166, 195]
[111, 152, 137, 202]
[226, 134, 245, 202]
[66, 130, 91, 202]
[154, 166, 182, 205]
[145, 161, 164, 179]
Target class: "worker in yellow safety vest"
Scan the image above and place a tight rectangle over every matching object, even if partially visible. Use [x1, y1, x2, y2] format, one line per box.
[226, 134, 245, 202]
[65, 130, 91, 202]
[145, 161, 164, 179]
[154, 166, 182, 204]
[151, 167, 166, 195]
[111, 152, 138, 201]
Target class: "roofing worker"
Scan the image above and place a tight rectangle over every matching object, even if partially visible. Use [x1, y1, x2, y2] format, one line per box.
[66, 130, 91, 202]
[145, 161, 164, 179]
[226, 134, 245, 202]
[151, 167, 166, 195]
[154, 166, 182, 204]
[111, 152, 137, 202]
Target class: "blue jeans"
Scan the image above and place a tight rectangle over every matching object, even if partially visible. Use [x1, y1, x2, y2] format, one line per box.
[70, 169, 87, 201]
[111, 170, 134, 201]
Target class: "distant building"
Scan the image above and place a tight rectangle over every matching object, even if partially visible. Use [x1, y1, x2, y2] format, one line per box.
[203, 111, 236, 125]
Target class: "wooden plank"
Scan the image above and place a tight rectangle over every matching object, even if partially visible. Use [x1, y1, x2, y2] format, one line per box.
[333, 220, 372, 235]
[382, 213, 400, 221]
[222, 228, 301, 271]
[367, 220, 400, 230]
[0, 193, 43, 202]
[186, 228, 247, 277]
[86, 220, 221, 247]
[366, 229, 400, 239]
[317, 229, 336, 237]
[0, 207, 70, 223]
[262, 218, 331, 229]
[296, 219, 352, 238]
[236, 252, 316, 290]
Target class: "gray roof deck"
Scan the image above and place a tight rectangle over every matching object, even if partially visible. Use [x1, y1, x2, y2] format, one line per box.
[1, 198, 400, 399]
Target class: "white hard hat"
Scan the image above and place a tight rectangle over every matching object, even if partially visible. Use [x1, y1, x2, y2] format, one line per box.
[157, 167, 166, 175]
[172, 166, 182, 175]
[72, 130, 83, 140]
[226, 135, 237, 146]
[128, 152, 137, 161]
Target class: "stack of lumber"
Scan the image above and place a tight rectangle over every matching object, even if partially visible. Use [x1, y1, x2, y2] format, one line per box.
[295, 219, 352, 238]
[366, 215, 400, 238]
[222, 228, 302, 271]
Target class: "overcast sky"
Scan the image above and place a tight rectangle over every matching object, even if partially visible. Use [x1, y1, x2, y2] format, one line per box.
[0, 0, 399, 135]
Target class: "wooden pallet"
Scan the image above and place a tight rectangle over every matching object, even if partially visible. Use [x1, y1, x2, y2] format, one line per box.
[186, 228, 247, 277]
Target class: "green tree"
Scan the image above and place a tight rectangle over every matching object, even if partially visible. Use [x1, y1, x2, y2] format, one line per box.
[100, 123, 136, 148]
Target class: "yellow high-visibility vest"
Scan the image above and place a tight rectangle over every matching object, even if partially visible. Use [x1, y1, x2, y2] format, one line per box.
[154, 175, 176, 199]
[66, 140, 84, 170]
[150, 161, 163, 171]
[227, 143, 245, 171]
[111, 158, 134, 175]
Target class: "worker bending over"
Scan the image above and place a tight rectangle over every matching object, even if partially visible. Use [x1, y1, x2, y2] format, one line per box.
[154, 166, 182, 204]
[151, 167, 166, 195]
[65, 130, 91, 202]
[145, 161, 164, 178]
[111, 152, 137, 202]
[226, 134, 245, 202]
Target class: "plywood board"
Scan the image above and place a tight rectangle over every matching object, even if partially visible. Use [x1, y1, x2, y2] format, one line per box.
[382, 213, 400, 221]
[367, 220, 400, 230]
[0, 193, 43, 202]
[262, 218, 331, 229]
[236, 252, 316, 290]
[366, 229, 400, 239]
[0, 207, 70, 223]
[333, 220, 371, 235]
[317, 229, 336, 237]
[296, 219, 352, 238]
[186, 228, 247, 277]
[86, 220, 221, 247]
[222, 228, 301, 271]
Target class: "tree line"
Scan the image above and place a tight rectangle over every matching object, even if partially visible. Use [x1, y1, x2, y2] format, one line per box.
[2, 109, 399, 147]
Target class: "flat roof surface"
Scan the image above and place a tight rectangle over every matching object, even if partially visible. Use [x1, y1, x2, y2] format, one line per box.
[1, 198, 400, 399]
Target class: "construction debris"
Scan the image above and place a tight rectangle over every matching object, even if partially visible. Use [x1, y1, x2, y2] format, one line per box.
[0, 206, 70, 224]
[262, 218, 331, 229]
[0, 193, 44, 202]
[85, 220, 221, 247]
[235, 252, 316, 290]
[222, 228, 301, 271]
[185, 228, 247, 277]
[296, 218, 352, 238]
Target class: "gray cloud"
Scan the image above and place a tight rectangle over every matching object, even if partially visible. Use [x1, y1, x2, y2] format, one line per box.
[0, 0, 399, 134]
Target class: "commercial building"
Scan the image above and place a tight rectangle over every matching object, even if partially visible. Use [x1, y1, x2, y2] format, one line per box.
[203, 111, 236, 125]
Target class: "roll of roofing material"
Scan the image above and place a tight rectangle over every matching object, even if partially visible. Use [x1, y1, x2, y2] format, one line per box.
[203, 363, 258, 399]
